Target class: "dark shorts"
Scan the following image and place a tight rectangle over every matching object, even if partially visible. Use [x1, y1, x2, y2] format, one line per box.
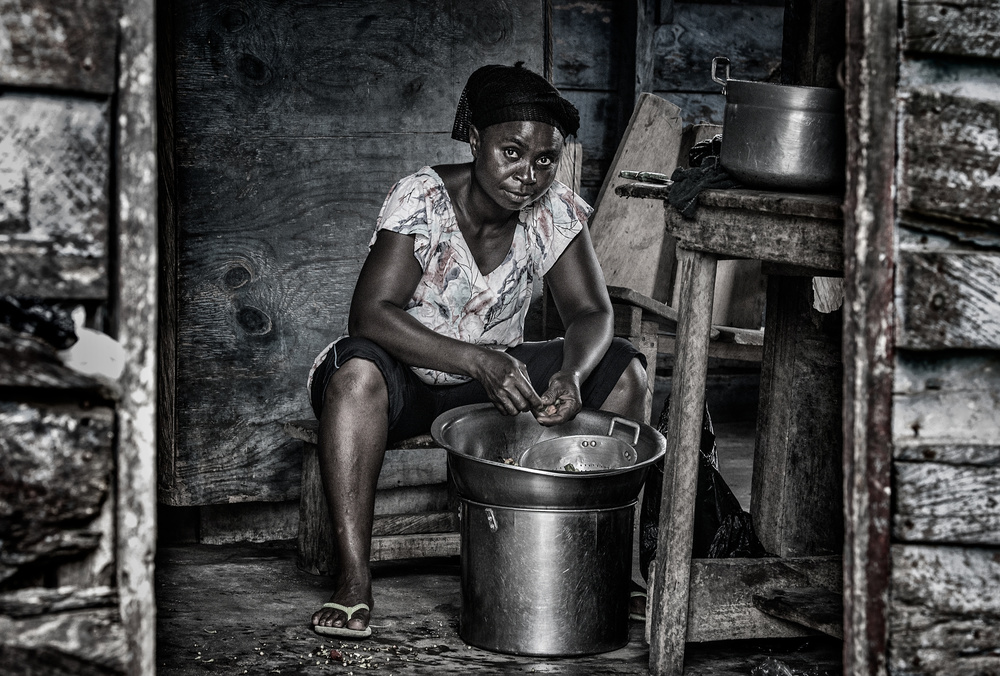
[310, 336, 645, 443]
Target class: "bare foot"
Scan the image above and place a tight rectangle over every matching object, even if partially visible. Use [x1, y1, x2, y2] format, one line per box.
[311, 573, 374, 634]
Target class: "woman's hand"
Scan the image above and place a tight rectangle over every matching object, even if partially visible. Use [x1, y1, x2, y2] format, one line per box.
[472, 349, 544, 416]
[533, 370, 582, 426]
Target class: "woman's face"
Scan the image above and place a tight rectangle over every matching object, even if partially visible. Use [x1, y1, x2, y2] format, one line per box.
[470, 120, 564, 211]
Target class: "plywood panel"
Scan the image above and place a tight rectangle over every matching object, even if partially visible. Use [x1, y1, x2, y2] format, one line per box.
[0, 95, 109, 299]
[903, 0, 1000, 60]
[897, 249, 1000, 349]
[0, 0, 119, 93]
[900, 85, 1000, 228]
[891, 544, 1000, 675]
[164, 0, 545, 505]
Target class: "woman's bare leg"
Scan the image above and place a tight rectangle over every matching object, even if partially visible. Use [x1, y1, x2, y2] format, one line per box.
[600, 356, 649, 422]
[310, 358, 389, 632]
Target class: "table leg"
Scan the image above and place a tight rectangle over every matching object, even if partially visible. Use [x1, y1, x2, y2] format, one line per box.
[649, 247, 717, 676]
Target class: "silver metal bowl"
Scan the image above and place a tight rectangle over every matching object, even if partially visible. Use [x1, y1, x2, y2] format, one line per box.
[430, 404, 666, 509]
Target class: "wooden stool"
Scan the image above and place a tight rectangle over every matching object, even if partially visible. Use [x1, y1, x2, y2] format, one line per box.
[284, 419, 459, 575]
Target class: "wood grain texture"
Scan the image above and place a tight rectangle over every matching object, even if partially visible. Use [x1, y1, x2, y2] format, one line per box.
[164, 0, 544, 506]
[649, 248, 716, 675]
[589, 93, 684, 303]
[652, 3, 783, 93]
[0, 401, 114, 583]
[903, 0, 1000, 59]
[0, 585, 117, 618]
[752, 275, 844, 558]
[893, 351, 1000, 454]
[752, 586, 844, 639]
[664, 193, 844, 274]
[891, 544, 1000, 675]
[897, 250, 1000, 349]
[841, 0, 898, 671]
[0, 608, 128, 675]
[551, 0, 615, 91]
[900, 85, 1000, 228]
[0, 0, 119, 93]
[895, 461, 1000, 545]
[0, 94, 110, 299]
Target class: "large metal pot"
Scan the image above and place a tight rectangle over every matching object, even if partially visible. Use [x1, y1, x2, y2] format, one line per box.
[713, 56, 845, 192]
[430, 404, 665, 509]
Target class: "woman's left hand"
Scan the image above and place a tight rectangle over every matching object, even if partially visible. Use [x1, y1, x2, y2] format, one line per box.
[533, 371, 582, 426]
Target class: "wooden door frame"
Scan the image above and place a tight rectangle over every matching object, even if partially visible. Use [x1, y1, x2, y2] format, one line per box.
[841, 0, 897, 673]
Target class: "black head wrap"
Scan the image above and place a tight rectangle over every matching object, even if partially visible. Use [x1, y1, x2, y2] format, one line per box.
[451, 62, 580, 142]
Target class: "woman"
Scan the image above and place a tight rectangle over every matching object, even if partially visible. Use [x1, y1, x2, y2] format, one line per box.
[309, 63, 649, 638]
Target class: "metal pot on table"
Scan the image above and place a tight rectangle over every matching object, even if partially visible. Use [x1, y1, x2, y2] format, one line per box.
[713, 56, 846, 192]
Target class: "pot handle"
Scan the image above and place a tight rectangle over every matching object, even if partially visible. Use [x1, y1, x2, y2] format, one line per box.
[608, 417, 640, 446]
[711, 56, 731, 93]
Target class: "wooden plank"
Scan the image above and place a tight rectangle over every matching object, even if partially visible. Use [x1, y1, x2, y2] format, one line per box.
[900, 85, 1000, 228]
[841, 0, 898, 672]
[0, 94, 110, 299]
[0, 0, 119, 94]
[589, 93, 684, 303]
[751, 275, 843, 558]
[617, 184, 845, 221]
[649, 248, 716, 676]
[781, 0, 845, 88]
[903, 0, 1000, 59]
[752, 587, 844, 639]
[895, 461, 1000, 545]
[893, 351, 1000, 454]
[0, 609, 127, 675]
[200, 500, 299, 545]
[657, 334, 763, 364]
[0, 401, 114, 583]
[897, 250, 1000, 349]
[687, 558, 841, 642]
[891, 544, 1000, 675]
[171, 0, 545, 138]
[665, 200, 844, 274]
[369, 532, 460, 561]
[651, 3, 784, 93]
[114, 1, 158, 673]
[551, 0, 616, 90]
[0, 586, 117, 618]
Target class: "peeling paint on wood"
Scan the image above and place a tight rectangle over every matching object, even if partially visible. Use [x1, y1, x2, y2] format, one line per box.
[891, 544, 1000, 675]
[0, 608, 128, 674]
[0, 0, 120, 94]
[895, 461, 1000, 545]
[0, 95, 110, 298]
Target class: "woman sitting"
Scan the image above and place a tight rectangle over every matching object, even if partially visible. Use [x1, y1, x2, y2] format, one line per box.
[308, 63, 649, 638]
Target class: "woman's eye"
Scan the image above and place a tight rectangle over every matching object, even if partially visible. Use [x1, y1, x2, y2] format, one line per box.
[504, 148, 519, 159]
[537, 156, 553, 167]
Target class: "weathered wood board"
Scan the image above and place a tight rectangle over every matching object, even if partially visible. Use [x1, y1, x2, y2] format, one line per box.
[891, 544, 1000, 675]
[0, 401, 114, 583]
[900, 83, 1000, 229]
[589, 93, 684, 303]
[893, 350, 1000, 456]
[0, 608, 128, 675]
[163, 0, 544, 505]
[895, 461, 1000, 545]
[0, 94, 110, 299]
[903, 0, 1000, 60]
[896, 249, 1000, 349]
[0, 0, 120, 94]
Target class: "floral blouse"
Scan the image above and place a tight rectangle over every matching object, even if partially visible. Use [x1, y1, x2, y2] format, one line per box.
[310, 166, 592, 387]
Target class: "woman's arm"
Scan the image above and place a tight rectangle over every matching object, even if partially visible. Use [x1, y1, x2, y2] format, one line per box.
[536, 225, 615, 424]
[349, 230, 544, 415]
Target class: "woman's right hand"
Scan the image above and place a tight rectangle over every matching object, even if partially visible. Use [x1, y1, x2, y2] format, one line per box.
[472, 348, 544, 416]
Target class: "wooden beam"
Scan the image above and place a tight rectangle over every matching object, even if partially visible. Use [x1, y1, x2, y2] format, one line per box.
[113, 0, 158, 673]
[753, 587, 844, 639]
[842, 0, 898, 673]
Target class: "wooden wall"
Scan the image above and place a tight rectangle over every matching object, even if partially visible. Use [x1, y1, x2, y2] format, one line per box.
[159, 0, 546, 506]
[552, 0, 784, 203]
[0, 0, 158, 673]
[889, 2, 1000, 673]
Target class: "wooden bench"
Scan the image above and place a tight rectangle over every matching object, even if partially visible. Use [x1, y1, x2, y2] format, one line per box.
[284, 419, 460, 575]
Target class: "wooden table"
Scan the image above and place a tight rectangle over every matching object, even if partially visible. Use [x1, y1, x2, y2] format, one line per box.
[616, 183, 845, 675]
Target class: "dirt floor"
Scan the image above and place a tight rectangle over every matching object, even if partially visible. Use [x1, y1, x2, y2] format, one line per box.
[155, 541, 841, 676]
